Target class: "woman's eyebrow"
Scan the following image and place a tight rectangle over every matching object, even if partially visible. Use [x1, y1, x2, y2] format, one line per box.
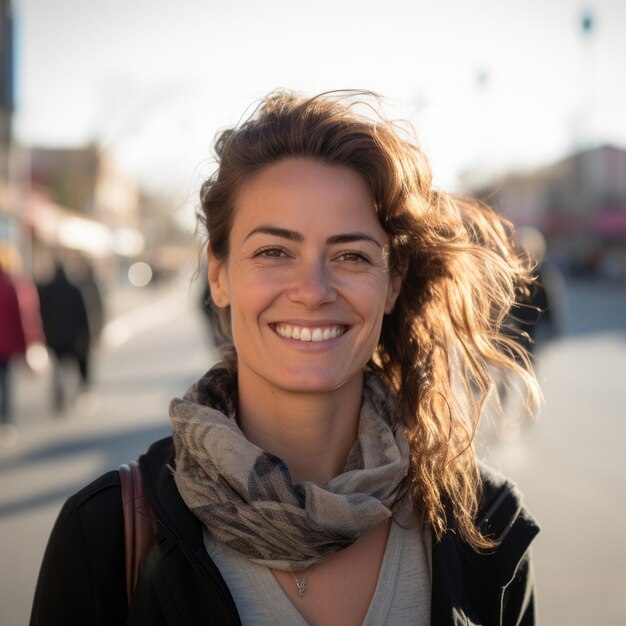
[245, 226, 383, 248]
[244, 226, 303, 242]
[327, 233, 383, 248]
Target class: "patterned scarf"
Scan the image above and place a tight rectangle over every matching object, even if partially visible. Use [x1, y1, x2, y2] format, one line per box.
[170, 366, 409, 572]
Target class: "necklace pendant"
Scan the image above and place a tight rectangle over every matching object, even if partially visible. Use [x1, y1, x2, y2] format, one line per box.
[296, 578, 306, 596]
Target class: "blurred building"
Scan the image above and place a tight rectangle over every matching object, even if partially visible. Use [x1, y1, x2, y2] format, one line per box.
[0, 0, 13, 184]
[29, 145, 101, 215]
[471, 145, 626, 279]
[24, 146, 142, 283]
[0, 0, 19, 269]
[25, 144, 194, 285]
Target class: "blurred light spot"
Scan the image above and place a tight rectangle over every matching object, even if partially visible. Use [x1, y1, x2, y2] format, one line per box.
[128, 262, 152, 287]
[25, 343, 50, 373]
[111, 228, 145, 257]
[58, 216, 111, 257]
[102, 320, 131, 347]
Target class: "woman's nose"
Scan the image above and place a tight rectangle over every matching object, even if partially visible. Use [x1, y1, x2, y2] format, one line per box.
[287, 259, 337, 308]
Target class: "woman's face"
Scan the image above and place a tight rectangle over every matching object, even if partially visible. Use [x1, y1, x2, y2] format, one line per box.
[209, 158, 403, 397]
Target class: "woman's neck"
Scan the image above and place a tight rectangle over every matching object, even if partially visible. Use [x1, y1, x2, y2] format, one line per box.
[236, 373, 363, 485]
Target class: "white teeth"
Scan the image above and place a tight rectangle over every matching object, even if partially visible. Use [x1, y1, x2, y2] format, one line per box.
[275, 324, 345, 342]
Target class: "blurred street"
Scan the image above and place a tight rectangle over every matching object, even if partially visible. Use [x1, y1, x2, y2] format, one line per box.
[1, 277, 625, 625]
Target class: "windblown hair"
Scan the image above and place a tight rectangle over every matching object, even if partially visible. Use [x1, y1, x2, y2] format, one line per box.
[199, 90, 540, 550]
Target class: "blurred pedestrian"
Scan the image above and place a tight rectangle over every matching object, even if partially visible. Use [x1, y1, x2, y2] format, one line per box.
[37, 261, 91, 413]
[492, 226, 565, 438]
[0, 257, 27, 445]
[32, 91, 541, 625]
[74, 256, 105, 347]
[505, 226, 564, 356]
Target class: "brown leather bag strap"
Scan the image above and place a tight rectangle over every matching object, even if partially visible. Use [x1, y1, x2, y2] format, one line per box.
[118, 461, 158, 604]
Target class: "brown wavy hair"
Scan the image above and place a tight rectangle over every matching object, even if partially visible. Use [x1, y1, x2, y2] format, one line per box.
[198, 90, 540, 550]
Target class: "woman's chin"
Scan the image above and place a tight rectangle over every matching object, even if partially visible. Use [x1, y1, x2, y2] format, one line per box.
[267, 368, 362, 396]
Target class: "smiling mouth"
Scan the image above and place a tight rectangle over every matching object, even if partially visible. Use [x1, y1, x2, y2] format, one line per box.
[273, 323, 347, 342]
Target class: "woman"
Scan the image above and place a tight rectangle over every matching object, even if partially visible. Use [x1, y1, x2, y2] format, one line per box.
[31, 91, 540, 625]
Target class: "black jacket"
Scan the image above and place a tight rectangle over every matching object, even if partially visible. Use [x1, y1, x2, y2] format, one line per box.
[30, 437, 539, 625]
[37, 267, 90, 354]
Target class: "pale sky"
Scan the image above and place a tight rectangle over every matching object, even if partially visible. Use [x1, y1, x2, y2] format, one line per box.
[12, 0, 626, 197]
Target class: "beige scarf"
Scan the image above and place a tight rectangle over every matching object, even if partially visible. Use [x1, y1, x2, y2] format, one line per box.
[170, 366, 409, 572]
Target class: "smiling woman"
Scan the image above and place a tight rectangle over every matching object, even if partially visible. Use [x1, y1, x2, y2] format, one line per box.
[31, 91, 541, 626]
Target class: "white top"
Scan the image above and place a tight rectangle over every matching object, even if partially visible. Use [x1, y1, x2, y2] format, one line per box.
[203, 517, 431, 625]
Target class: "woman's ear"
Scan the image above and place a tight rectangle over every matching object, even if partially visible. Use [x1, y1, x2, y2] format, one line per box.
[384, 264, 406, 315]
[207, 247, 230, 308]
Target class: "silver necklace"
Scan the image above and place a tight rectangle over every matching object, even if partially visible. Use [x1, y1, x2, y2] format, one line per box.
[291, 568, 313, 597]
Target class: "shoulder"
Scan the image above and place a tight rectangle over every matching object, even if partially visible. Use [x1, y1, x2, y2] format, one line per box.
[54, 439, 174, 558]
[476, 462, 539, 547]
[53, 469, 125, 560]
[58, 437, 174, 523]
[65, 469, 121, 507]
[56, 470, 124, 534]
[39, 470, 122, 548]
[467, 462, 540, 592]
[433, 462, 539, 583]
[64, 436, 175, 520]
[30, 471, 128, 624]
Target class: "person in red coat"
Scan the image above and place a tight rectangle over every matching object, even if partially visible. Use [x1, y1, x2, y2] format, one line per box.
[0, 264, 27, 429]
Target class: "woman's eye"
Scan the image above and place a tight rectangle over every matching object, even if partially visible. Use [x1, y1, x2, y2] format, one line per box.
[336, 251, 371, 264]
[253, 247, 289, 259]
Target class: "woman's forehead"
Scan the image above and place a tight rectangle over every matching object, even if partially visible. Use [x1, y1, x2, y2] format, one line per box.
[230, 158, 385, 239]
